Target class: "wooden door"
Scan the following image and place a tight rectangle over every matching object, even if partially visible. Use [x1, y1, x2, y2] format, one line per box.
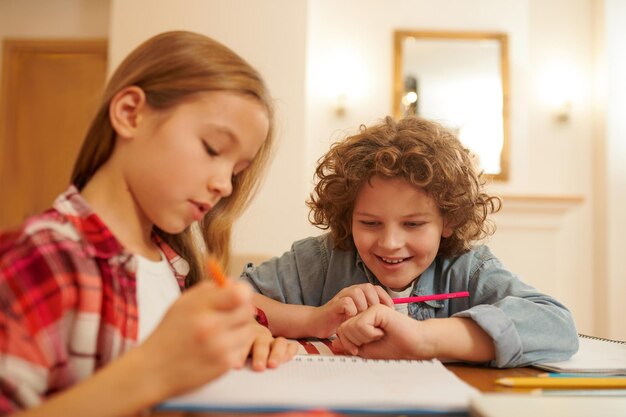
[0, 39, 107, 230]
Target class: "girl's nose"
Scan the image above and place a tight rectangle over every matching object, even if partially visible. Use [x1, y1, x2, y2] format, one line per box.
[208, 166, 233, 198]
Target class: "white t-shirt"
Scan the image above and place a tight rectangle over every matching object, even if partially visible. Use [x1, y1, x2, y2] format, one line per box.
[136, 252, 181, 342]
[386, 285, 413, 316]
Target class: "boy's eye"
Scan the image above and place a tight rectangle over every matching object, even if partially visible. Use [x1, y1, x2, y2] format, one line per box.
[360, 220, 380, 227]
[405, 222, 426, 228]
[202, 141, 219, 157]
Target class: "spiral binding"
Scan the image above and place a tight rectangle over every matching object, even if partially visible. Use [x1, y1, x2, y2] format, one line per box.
[579, 333, 626, 345]
[293, 355, 431, 365]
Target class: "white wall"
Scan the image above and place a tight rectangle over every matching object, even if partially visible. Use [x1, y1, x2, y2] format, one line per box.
[601, 0, 626, 339]
[107, 0, 211, 74]
[519, 0, 594, 334]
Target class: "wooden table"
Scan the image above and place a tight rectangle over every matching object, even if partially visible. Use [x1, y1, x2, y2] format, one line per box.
[150, 363, 542, 416]
[446, 362, 542, 393]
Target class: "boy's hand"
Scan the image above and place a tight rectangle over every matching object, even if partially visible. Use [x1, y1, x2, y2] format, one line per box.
[310, 284, 393, 338]
[332, 304, 435, 360]
[248, 321, 299, 371]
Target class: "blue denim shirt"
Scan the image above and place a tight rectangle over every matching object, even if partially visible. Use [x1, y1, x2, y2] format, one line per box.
[242, 233, 578, 368]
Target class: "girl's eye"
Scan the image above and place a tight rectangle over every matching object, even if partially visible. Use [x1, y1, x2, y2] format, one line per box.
[202, 141, 219, 157]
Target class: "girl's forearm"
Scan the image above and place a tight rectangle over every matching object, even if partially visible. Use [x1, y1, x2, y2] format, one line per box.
[422, 317, 496, 363]
[11, 347, 165, 417]
[252, 293, 320, 338]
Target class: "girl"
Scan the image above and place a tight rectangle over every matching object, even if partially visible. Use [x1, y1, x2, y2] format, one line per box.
[243, 116, 578, 368]
[0, 31, 297, 416]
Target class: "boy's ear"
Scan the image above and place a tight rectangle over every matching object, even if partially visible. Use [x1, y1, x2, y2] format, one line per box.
[442, 222, 454, 238]
[109, 86, 147, 139]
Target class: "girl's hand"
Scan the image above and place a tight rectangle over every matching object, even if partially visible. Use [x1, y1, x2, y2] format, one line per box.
[332, 304, 435, 360]
[310, 283, 393, 338]
[137, 281, 258, 399]
[248, 322, 299, 371]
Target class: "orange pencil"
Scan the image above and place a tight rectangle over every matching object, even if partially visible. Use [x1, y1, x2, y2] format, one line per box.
[207, 257, 227, 287]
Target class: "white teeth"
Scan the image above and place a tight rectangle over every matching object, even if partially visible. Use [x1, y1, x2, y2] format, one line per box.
[381, 257, 405, 264]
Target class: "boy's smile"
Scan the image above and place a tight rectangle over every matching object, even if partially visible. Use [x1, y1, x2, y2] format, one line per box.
[351, 176, 452, 291]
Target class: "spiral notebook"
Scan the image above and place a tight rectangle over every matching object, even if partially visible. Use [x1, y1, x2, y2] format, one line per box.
[533, 334, 626, 375]
[156, 355, 479, 414]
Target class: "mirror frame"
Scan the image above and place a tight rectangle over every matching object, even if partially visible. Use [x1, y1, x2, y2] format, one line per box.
[393, 30, 510, 181]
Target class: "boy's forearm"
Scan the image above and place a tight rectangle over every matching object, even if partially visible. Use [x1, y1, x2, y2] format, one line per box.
[252, 293, 319, 338]
[422, 317, 496, 363]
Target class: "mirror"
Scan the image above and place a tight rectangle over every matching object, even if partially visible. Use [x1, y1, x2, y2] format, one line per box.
[393, 31, 509, 180]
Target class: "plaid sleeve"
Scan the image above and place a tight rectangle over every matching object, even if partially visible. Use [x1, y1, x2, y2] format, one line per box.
[0, 227, 91, 412]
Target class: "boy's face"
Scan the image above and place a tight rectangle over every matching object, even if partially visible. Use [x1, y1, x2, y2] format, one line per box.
[122, 90, 269, 234]
[351, 176, 452, 291]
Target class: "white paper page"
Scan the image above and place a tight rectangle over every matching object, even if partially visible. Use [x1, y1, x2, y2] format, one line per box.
[535, 336, 626, 374]
[158, 355, 479, 413]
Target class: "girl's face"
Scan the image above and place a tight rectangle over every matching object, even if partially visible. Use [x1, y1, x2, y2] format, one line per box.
[123, 91, 269, 234]
[351, 176, 452, 291]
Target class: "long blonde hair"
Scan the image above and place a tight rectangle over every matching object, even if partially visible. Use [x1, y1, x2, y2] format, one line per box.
[71, 31, 274, 286]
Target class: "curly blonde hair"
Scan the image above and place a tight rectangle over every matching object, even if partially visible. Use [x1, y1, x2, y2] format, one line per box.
[307, 116, 501, 257]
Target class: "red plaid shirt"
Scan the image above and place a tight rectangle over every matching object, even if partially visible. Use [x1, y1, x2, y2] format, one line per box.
[0, 186, 189, 413]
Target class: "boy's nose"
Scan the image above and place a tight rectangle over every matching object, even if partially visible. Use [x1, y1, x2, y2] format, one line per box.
[379, 227, 404, 249]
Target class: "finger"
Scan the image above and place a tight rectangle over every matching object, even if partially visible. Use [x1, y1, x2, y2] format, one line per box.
[362, 284, 385, 306]
[267, 338, 298, 368]
[227, 326, 257, 369]
[334, 327, 359, 355]
[337, 310, 385, 348]
[374, 285, 394, 307]
[211, 299, 256, 329]
[353, 313, 385, 341]
[201, 322, 256, 371]
[284, 340, 299, 361]
[192, 304, 256, 348]
[349, 288, 370, 311]
[338, 297, 358, 318]
[355, 342, 384, 360]
[250, 334, 271, 371]
[337, 285, 369, 311]
[331, 337, 348, 354]
[335, 314, 372, 355]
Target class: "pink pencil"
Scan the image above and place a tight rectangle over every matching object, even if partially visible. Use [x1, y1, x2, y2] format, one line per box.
[392, 291, 470, 304]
